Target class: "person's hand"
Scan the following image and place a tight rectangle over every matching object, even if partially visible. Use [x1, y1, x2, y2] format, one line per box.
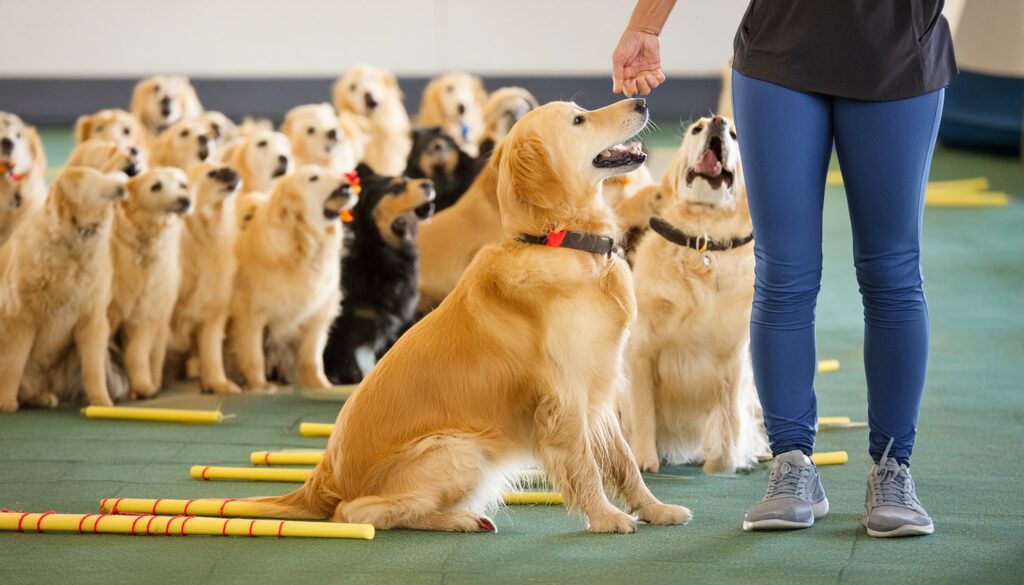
[612, 30, 666, 96]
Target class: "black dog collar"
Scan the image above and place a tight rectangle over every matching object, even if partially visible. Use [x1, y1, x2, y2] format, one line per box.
[519, 229, 617, 257]
[649, 216, 753, 251]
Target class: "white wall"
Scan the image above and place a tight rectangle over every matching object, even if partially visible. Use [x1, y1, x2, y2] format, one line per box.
[0, 0, 748, 78]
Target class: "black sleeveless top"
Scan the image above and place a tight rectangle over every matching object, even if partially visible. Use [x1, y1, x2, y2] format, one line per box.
[733, 0, 958, 101]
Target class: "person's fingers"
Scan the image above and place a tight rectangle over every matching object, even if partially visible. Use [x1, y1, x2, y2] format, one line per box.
[635, 77, 652, 96]
[651, 69, 666, 84]
[612, 77, 623, 95]
[612, 57, 625, 94]
[643, 72, 661, 91]
[624, 78, 638, 97]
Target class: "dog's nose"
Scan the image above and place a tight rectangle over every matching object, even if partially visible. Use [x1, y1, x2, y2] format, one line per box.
[326, 129, 337, 141]
[160, 96, 172, 116]
[123, 164, 140, 177]
[175, 197, 192, 213]
[708, 116, 726, 134]
[0, 137, 12, 155]
[129, 146, 139, 157]
[277, 155, 288, 165]
[632, 98, 647, 113]
[364, 93, 378, 110]
[212, 167, 238, 185]
[198, 134, 210, 146]
[457, 103, 466, 116]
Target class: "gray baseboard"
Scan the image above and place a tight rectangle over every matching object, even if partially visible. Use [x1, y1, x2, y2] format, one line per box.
[0, 76, 720, 126]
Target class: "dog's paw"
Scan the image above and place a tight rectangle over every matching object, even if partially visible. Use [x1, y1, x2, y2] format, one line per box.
[203, 379, 242, 395]
[637, 502, 692, 526]
[702, 456, 735, 475]
[29, 392, 59, 409]
[131, 384, 158, 399]
[587, 511, 637, 534]
[87, 394, 114, 408]
[634, 450, 661, 473]
[0, 397, 20, 413]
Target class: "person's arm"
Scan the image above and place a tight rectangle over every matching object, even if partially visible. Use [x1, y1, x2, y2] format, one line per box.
[612, 0, 677, 96]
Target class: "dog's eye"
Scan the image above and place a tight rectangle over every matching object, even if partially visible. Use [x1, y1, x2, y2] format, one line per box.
[179, 182, 187, 190]
[573, 115, 585, 126]
[691, 125, 703, 135]
[307, 127, 315, 135]
[122, 127, 131, 136]
[180, 129, 190, 138]
[446, 85, 454, 93]
[309, 174, 319, 182]
[207, 170, 217, 178]
[349, 83, 357, 92]
[151, 182, 163, 192]
[256, 140, 268, 148]
[730, 130, 737, 140]
[96, 125, 105, 132]
[153, 84, 161, 93]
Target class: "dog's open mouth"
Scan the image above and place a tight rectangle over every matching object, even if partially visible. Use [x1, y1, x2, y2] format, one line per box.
[168, 197, 192, 214]
[686, 135, 734, 189]
[272, 162, 289, 178]
[391, 212, 422, 242]
[593, 142, 646, 168]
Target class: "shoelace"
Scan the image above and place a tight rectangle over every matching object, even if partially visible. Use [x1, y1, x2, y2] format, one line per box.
[764, 461, 810, 500]
[873, 438, 917, 507]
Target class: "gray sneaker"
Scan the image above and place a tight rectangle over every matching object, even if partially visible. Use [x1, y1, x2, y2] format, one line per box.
[742, 450, 829, 531]
[863, 441, 934, 538]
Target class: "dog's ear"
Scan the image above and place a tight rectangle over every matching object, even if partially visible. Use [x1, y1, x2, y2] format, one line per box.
[129, 79, 148, 121]
[381, 70, 403, 100]
[179, 76, 204, 119]
[280, 111, 295, 138]
[496, 135, 557, 210]
[418, 79, 443, 127]
[75, 115, 95, 144]
[354, 162, 377, 180]
[24, 126, 47, 172]
[523, 89, 540, 110]
[473, 76, 488, 109]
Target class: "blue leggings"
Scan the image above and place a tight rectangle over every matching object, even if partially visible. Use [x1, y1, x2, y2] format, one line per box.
[731, 71, 944, 465]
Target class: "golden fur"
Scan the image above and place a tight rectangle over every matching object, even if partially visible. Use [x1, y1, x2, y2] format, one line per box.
[0, 113, 47, 246]
[150, 118, 218, 170]
[251, 99, 690, 534]
[0, 168, 126, 412]
[332, 65, 410, 175]
[198, 111, 240, 152]
[282, 103, 361, 171]
[602, 165, 655, 209]
[219, 130, 293, 194]
[130, 75, 203, 142]
[108, 168, 193, 398]
[75, 108, 146, 151]
[417, 72, 487, 155]
[65, 140, 147, 177]
[229, 166, 355, 391]
[169, 163, 242, 394]
[482, 87, 539, 144]
[622, 116, 768, 474]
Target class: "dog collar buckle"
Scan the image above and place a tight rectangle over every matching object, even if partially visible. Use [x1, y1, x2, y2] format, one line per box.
[545, 229, 568, 247]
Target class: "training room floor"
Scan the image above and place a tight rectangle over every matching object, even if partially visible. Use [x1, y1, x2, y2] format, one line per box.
[1, 127, 1022, 584]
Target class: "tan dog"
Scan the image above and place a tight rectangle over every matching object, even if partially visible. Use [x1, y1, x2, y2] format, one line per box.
[623, 116, 768, 474]
[75, 108, 146, 150]
[108, 168, 194, 398]
[130, 75, 203, 141]
[252, 99, 690, 534]
[229, 166, 356, 391]
[479, 86, 539, 155]
[169, 163, 242, 394]
[0, 112, 47, 246]
[416, 160, 498, 310]
[219, 130, 293, 194]
[65, 140, 147, 178]
[333, 65, 410, 175]
[282, 104, 361, 171]
[198, 111, 239, 152]
[0, 168, 127, 412]
[418, 72, 487, 155]
[150, 118, 218, 170]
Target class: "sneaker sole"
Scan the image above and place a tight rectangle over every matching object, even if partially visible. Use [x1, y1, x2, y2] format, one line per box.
[863, 519, 934, 538]
[742, 498, 829, 532]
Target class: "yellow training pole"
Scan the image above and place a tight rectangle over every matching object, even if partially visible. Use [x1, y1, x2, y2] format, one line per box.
[82, 406, 223, 424]
[501, 492, 564, 505]
[299, 423, 334, 437]
[817, 416, 850, 425]
[0, 511, 373, 540]
[817, 359, 840, 374]
[191, 466, 562, 504]
[811, 451, 848, 466]
[101, 497, 280, 518]
[251, 451, 324, 466]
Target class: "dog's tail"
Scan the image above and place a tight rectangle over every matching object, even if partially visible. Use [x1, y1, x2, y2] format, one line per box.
[243, 465, 342, 520]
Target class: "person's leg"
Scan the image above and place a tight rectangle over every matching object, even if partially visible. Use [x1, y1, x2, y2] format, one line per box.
[732, 71, 833, 458]
[732, 71, 833, 531]
[832, 89, 944, 465]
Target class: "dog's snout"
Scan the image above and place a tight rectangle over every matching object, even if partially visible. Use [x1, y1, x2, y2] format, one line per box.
[129, 146, 139, 157]
[632, 98, 647, 113]
[159, 96, 172, 116]
[364, 93, 378, 110]
[112, 186, 126, 200]
[708, 116, 726, 135]
[213, 167, 239, 185]
[197, 134, 210, 146]
[0, 137, 13, 155]
[456, 103, 466, 116]
[123, 164, 140, 177]
[326, 129, 337, 141]
[277, 155, 288, 165]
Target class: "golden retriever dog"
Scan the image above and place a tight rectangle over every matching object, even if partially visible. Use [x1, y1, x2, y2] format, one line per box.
[75, 108, 146, 150]
[333, 65, 411, 176]
[417, 72, 487, 155]
[130, 75, 203, 141]
[198, 111, 240, 152]
[108, 168, 194, 398]
[150, 118, 218, 170]
[415, 159, 498, 311]
[622, 115, 768, 474]
[229, 166, 356, 391]
[252, 98, 690, 534]
[169, 162, 242, 394]
[219, 130, 293, 194]
[282, 104, 361, 171]
[0, 112, 47, 246]
[478, 87, 539, 156]
[0, 168, 127, 412]
[65, 140, 147, 178]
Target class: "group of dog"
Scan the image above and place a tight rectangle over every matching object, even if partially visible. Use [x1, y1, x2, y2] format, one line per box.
[1, 65, 767, 532]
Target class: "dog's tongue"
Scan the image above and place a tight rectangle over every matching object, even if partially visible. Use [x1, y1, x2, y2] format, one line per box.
[406, 214, 420, 241]
[695, 148, 722, 177]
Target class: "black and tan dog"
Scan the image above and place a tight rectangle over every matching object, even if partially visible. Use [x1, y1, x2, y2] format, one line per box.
[404, 127, 480, 212]
[323, 163, 435, 384]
